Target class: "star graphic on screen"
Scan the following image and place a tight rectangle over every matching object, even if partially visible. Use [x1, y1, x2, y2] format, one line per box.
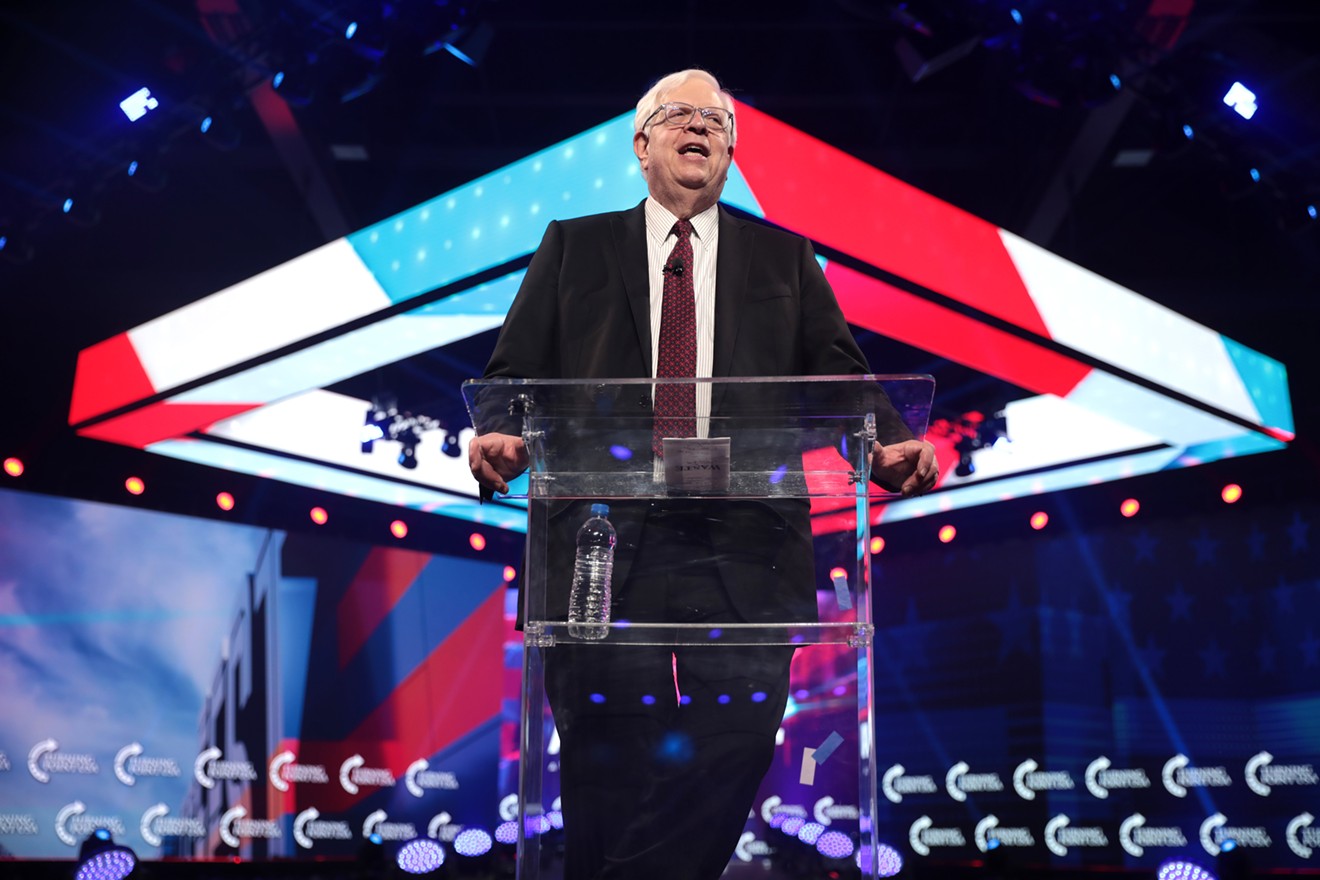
[1225, 589, 1253, 623]
[1138, 634, 1167, 678]
[1198, 640, 1227, 678]
[1165, 582, 1195, 622]
[1189, 528, 1219, 565]
[1301, 630, 1320, 668]
[1246, 524, 1267, 560]
[989, 584, 1035, 661]
[1288, 511, 1311, 553]
[1257, 641, 1277, 673]
[1272, 578, 1296, 614]
[1131, 529, 1159, 563]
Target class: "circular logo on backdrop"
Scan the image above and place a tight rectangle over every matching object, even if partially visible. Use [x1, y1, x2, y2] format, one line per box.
[28, 740, 98, 783]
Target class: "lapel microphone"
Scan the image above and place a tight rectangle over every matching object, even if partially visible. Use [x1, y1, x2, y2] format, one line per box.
[664, 260, 685, 277]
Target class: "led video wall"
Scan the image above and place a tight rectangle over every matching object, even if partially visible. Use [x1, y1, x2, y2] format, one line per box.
[65, 102, 1293, 534]
[0, 486, 509, 861]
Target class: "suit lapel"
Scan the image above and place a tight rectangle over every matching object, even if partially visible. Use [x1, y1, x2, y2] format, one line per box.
[714, 206, 752, 381]
[612, 201, 653, 374]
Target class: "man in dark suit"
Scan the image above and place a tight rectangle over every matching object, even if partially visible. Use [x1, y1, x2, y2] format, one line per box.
[470, 69, 937, 880]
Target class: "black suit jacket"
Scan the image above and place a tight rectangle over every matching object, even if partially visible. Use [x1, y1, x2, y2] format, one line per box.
[481, 201, 910, 625]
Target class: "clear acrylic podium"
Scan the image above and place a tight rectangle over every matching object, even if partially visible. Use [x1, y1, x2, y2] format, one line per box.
[463, 375, 933, 879]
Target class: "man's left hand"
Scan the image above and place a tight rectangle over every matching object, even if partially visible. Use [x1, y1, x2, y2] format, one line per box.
[871, 439, 939, 497]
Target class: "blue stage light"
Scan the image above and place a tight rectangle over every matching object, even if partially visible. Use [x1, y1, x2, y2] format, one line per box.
[867, 842, 905, 877]
[127, 161, 138, 177]
[1249, 167, 1261, 183]
[272, 71, 285, 89]
[0, 236, 7, 251]
[781, 816, 806, 836]
[397, 838, 445, 874]
[1157, 859, 1218, 880]
[816, 829, 855, 859]
[1223, 82, 1257, 120]
[495, 821, 518, 844]
[797, 821, 825, 845]
[1183, 123, 1195, 139]
[1308, 204, 1317, 219]
[1221, 839, 1237, 852]
[345, 21, 358, 39]
[75, 829, 137, 880]
[200, 116, 213, 133]
[1009, 8, 1023, 25]
[62, 198, 74, 213]
[454, 828, 493, 857]
[1109, 73, 1121, 90]
[119, 87, 159, 122]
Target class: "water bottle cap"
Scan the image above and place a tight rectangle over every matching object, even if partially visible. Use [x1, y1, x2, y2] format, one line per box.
[590, 503, 609, 517]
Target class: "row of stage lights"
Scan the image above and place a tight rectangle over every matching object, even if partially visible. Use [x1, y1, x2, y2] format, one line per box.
[68, 822, 1243, 880]
[0, 5, 495, 265]
[2, 455, 1248, 554]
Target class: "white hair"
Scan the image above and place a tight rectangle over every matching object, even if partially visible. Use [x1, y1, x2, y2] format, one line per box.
[633, 68, 737, 147]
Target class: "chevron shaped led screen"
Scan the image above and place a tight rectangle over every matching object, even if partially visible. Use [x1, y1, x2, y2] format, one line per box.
[67, 101, 1294, 530]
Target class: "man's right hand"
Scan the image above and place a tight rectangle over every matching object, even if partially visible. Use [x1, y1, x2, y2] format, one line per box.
[468, 432, 529, 496]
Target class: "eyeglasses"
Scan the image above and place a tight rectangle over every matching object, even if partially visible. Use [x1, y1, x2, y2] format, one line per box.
[645, 102, 734, 134]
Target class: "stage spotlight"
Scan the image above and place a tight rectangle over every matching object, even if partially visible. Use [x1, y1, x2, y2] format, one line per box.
[76, 828, 136, 880]
[398, 441, 420, 469]
[1157, 858, 1217, 880]
[125, 476, 145, 496]
[125, 155, 167, 193]
[60, 190, 102, 227]
[859, 842, 904, 877]
[310, 506, 328, 525]
[397, 837, 445, 874]
[390, 520, 408, 539]
[441, 432, 462, 457]
[494, 821, 518, 844]
[816, 829, 855, 859]
[119, 86, 160, 123]
[1221, 483, 1242, 504]
[1222, 81, 1258, 120]
[271, 59, 315, 108]
[469, 532, 486, 551]
[1121, 498, 1140, 518]
[454, 827, 493, 856]
[3, 457, 23, 477]
[197, 110, 241, 150]
[216, 492, 235, 511]
[938, 524, 956, 543]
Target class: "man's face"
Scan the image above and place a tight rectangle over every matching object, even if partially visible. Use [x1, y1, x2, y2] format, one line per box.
[633, 78, 734, 213]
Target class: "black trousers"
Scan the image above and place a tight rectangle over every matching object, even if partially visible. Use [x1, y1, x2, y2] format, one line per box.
[544, 509, 795, 880]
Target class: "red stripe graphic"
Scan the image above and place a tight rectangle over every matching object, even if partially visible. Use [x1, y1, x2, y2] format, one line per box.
[337, 546, 434, 669]
[732, 101, 1054, 340]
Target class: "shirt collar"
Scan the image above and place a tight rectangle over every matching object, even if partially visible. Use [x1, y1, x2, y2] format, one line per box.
[645, 197, 719, 244]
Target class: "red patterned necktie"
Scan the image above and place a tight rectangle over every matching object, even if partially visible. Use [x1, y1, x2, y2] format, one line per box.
[653, 219, 696, 457]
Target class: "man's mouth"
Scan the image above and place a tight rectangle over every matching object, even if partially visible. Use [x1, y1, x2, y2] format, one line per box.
[679, 144, 709, 157]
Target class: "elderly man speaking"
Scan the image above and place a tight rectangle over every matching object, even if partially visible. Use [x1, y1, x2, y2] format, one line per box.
[470, 68, 936, 879]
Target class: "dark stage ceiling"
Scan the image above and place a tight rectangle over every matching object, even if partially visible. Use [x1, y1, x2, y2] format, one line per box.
[1, 0, 1317, 538]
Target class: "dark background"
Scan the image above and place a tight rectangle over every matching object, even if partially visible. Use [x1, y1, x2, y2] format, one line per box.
[1, 0, 1316, 544]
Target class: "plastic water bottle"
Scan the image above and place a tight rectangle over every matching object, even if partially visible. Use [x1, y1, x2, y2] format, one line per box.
[567, 503, 615, 640]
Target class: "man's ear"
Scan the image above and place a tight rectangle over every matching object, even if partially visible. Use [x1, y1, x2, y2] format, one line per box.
[728, 144, 734, 158]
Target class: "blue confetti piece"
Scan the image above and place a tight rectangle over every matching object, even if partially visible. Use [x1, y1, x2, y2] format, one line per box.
[813, 731, 844, 765]
[832, 571, 852, 610]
